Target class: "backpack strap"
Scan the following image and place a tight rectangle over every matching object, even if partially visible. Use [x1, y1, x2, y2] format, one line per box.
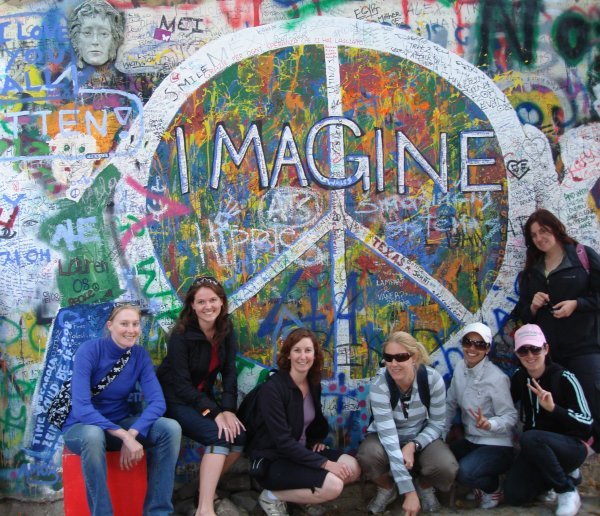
[384, 364, 430, 411]
[576, 243, 590, 274]
[416, 364, 430, 412]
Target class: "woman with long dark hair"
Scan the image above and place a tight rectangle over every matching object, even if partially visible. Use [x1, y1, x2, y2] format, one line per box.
[157, 277, 245, 516]
[515, 208, 600, 448]
[247, 328, 360, 516]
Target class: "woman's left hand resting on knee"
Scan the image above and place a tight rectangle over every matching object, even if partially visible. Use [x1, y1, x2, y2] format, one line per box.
[108, 428, 144, 470]
[322, 459, 353, 481]
[215, 410, 245, 442]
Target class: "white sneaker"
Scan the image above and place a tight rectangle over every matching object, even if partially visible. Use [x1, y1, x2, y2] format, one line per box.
[555, 489, 581, 516]
[367, 486, 398, 514]
[537, 489, 558, 504]
[258, 490, 289, 516]
[416, 484, 441, 512]
[465, 488, 481, 501]
[480, 488, 503, 509]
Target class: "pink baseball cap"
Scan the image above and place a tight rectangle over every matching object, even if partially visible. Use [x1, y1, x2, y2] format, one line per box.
[514, 324, 546, 351]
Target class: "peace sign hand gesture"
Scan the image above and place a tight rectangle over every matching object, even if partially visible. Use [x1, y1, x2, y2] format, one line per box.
[527, 378, 555, 413]
[468, 407, 492, 431]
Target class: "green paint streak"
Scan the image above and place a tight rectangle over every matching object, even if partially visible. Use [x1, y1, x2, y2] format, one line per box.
[39, 164, 124, 304]
[286, 0, 347, 23]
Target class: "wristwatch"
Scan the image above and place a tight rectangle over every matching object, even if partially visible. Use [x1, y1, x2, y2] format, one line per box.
[410, 440, 422, 452]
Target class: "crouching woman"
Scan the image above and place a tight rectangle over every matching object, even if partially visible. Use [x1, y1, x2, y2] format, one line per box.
[246, 328, 361, 516]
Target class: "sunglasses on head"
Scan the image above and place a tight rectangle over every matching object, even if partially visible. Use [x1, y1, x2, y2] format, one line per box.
[461, 336, 489, 350]
[516, 345, 544, 357]
[383, 352, 413, 363]
[192, 276, 219, 287]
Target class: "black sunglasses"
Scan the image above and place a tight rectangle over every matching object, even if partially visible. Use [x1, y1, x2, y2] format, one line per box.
[461, 336, 489, 350]
[516, 345, 544, 357]
[383, 352, 413, 363]
[192, 276, 219, 287]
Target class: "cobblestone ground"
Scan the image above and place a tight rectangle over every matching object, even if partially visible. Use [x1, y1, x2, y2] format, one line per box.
[2, 457, 599, 515]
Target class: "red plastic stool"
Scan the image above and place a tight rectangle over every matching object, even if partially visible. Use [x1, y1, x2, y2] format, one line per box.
[63, 448, 147, 516]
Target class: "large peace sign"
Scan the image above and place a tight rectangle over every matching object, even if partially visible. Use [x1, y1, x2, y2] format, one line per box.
[111, 17, 539, 378]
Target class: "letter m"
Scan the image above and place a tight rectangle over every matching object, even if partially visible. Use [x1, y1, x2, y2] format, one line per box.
[210, 123, 268, 189]
[160, 15, 176, 32]
[476, 0, 540, 69]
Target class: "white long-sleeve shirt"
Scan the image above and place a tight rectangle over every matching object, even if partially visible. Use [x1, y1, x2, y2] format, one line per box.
[445, 357, 517, 447]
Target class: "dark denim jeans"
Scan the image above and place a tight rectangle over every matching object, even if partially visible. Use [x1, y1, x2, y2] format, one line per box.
[63, 416, 181, 516]
[165, 403, 245, 455]
[504, 429, 587, 506]
[450, 438, 514, 493]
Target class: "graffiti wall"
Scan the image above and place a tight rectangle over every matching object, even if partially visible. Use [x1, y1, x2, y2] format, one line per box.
[1, 0, 599, 500]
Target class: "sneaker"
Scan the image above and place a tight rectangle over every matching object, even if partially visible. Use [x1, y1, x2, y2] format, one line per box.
[415, 484, 441, 512]
[555, 489, 581, 516]
[537, 489, 558, 504]
[568, 468, 582, 486]
[367, 486, 398, 514]
[258, 490, 289, 516]
[480, 488, 503, 509]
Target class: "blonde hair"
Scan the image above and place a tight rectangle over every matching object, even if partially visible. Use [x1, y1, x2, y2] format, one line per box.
[108, 303, 141, 322]
[383, 331, 431, 366]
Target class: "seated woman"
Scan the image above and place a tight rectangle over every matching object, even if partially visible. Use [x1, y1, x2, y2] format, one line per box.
[505, 324, 592, 516]
[357, 331, 458, 515]
[156, 276, 245, 516]
[446, 322, 517, 509]
[247, 328, 361, 516]
[62, 303, 182, 516]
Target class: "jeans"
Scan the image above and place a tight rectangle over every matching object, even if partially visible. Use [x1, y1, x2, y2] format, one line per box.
[63, 416, 182, 516]
[166, 403, 245, 455]
[504, 429, 587, 506]
[450, 439, 514, 493]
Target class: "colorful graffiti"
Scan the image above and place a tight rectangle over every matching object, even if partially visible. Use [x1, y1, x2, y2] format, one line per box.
[1, 0, 599, 500]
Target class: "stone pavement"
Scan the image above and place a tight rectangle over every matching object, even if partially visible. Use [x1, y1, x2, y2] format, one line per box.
[2, 456, 599, 515]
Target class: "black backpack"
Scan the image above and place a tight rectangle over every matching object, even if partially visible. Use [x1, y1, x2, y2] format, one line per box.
[237, 370, 283, 450]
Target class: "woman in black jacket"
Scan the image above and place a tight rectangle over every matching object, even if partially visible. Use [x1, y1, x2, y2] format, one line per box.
[248, 328, 360, 516]
[504, 324, 592, 516]
[515, 209, 600, 437]
[156, 277, 245, 516]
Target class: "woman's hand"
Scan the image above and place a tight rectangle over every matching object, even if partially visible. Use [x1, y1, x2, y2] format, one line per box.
[403, 490, 420, 516]
[322, 460, 353, 481]
[530, 292, 550, 315]
[215, 411, 245, 442]
[551, 300, 577, 318]
[312, 443, 328, 452]
[528, 378, 555, 413]
[120, 429, 144, 470]
[468, 407, 492, 431]
[400, 442, 416, 470]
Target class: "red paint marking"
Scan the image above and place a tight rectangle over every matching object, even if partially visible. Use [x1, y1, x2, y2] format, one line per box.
[120, 176, 190, 249]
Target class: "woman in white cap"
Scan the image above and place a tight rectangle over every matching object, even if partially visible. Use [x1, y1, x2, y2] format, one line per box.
[445, 322, 518, 509]
[504, 324, 592, 516]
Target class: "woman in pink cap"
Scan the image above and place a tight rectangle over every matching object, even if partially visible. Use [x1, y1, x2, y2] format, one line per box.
[504, 324, 592, 516]
[446, 322, 517, 509]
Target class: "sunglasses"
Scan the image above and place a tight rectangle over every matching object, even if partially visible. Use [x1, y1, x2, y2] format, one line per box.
[461, 336, 489, 350]
[516, 345, 544, 357]
[192, 276, 219, 287]
[383, 352, 413, 363]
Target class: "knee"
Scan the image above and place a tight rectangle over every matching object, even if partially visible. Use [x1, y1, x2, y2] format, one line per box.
[155, 417, 182, 442]
[338, 454, 361, 483]
[357, 439, 387, 480]
[321, 473, 344, 501]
